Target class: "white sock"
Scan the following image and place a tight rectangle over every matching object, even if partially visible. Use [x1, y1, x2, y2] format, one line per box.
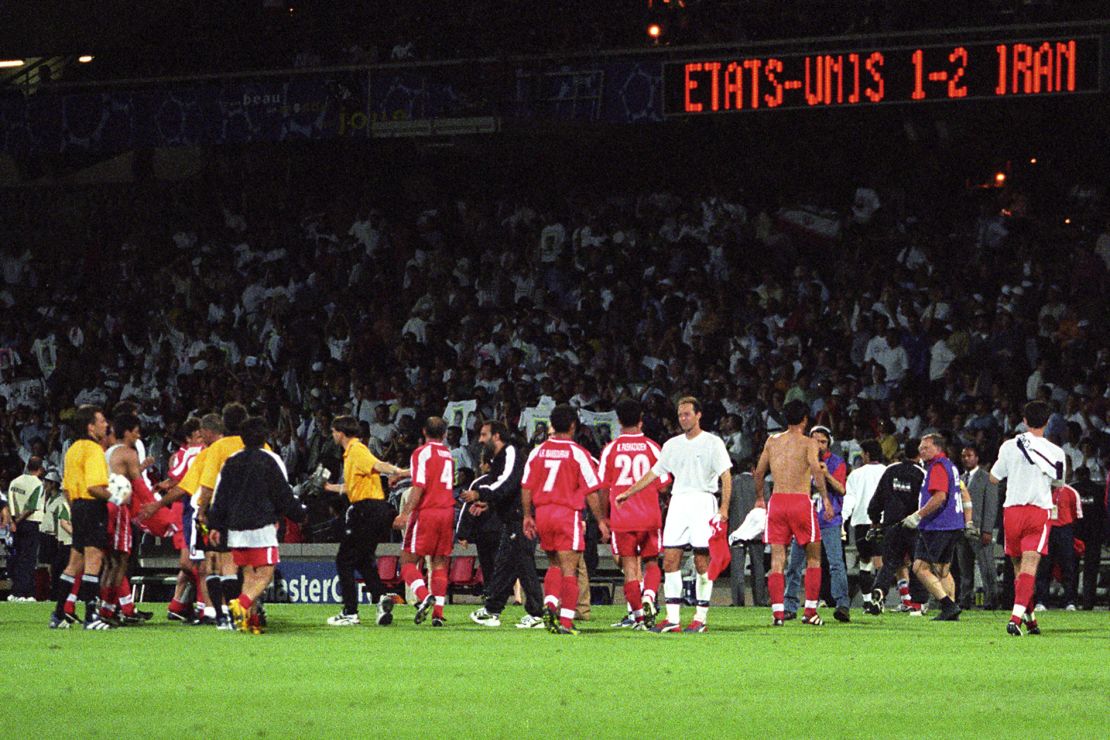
[664, 570, 682, 624]
[1011, 604, 1027, 620]
[695, 572, 712, 623]
[204, 606, 216, 619]
[434, 596, 445, 606]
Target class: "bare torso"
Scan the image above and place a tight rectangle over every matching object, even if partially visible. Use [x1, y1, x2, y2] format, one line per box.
[109, 445, 139, 479]
[765, 430, 818, 494]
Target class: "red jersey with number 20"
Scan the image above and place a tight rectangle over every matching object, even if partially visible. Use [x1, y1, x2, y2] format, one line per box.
[523, 438, 600, 511]
[598, 433, 669, 532]
[410, 441, 455, 510]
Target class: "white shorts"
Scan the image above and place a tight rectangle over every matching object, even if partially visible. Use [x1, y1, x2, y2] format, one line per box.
[662, 492, 716, 550]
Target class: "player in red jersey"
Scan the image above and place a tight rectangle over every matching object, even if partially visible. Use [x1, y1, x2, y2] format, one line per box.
[393, 416, 457, 627]
[101, 414, 154, 624]
[522, 405, 610, 635]
[597, 399, 669, 630]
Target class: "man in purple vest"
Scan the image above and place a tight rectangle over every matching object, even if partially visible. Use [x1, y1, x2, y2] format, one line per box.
[900, 433, 974, 621]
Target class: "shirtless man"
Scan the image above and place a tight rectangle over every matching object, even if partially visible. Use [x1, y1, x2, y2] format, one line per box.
[753, 400, 832, 626]
[103, 413, 153, 624]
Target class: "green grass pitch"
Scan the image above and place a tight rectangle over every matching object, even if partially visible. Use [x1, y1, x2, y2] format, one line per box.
[6, 603, 1107, 738]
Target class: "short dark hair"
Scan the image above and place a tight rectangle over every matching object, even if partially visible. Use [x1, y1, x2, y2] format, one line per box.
[181, 416, 201, 438]
[114, 400, 139, 416]
[615, 398, 642, 428]
[112, 413, 141, 440]
[550, 404, 577, 434]
[482, 419, 508, 441]
[200, 413, 224, 433]
[241, 416, 269, 448]
[423, 416, 447, 440]
[332, 415, 360, 438]
[860, 439, 884, 463]
[904, 437, 921, 459]
[26, 456, 44, 473]
[677, 396, 701, 413]
[222, 402, 248, 435]
[74, 405, 103, 439]
[961, 443, 980, 457]
[784, 399, 808, 426]
[1023, 400, 1051, 429]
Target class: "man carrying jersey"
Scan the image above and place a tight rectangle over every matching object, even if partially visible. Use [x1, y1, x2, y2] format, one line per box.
[521, 405, 609, 635]
[393, 416, 455, 627]
[597, 399, 669, 630]
[619, 397, 732, 633]
[51, 405, 116, 630]
[899, 433, 972, 622]
[990, 401, 1067, 636]
[101, 413, 154, 624]
[754, 399, 831, 626]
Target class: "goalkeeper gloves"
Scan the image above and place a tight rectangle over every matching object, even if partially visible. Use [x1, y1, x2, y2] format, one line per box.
[900, 511, 921, 529]
[963, 522, 981, 541]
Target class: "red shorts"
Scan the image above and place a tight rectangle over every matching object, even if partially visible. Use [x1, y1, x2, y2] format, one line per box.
[610, 529, 661, 559]
[402, 507, 455, 557]
[1003, 505, 1050, 558]
[232, 546, 280, 568]
[138, 501, 180, 540]
[764, 493, 820, 546]
[536, 505, 585, 553]
[107, 502, 133, 554]
[171, 502, 186, 550]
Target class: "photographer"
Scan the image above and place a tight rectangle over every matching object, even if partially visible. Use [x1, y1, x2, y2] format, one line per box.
[208, 416, 306, 633]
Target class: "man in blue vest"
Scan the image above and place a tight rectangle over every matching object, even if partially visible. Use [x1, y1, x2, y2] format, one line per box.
[900, 433, 974, 621]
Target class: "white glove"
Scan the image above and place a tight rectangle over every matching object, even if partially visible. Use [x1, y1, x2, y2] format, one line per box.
[901, 511, 922, 529]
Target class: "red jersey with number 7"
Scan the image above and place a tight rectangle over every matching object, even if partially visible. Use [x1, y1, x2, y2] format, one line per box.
[410, 441, 455, 510]
[598, 433, 669, 532]
[522, 438, 600, 511]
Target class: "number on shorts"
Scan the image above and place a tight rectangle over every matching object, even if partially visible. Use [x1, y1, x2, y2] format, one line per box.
[614, 453, 650, 487]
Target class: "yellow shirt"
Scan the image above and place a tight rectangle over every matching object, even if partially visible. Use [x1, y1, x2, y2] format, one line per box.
[179, 446, 211, 498]
[198, 436, 272, 492]
[62, 439, 109, 502]
[343, 439, 384, 503]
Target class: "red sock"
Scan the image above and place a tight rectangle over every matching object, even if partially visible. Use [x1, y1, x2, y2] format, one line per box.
[623, 581, 642, 618]
[238, 593, 253, 610]
[1013, 572, 1035, 623]
[642, 561, 661, 602]
[401, 562, 430, 602]
[768, 572, 785, 618]
[560, 574, 578, 628]
[543, 567, 562, 609]
[169, 598, 187, 613]
[431, 568, 448, 618]
[804, 567, 821, 616]
[117, 582, 135, 615]
[99, 584, 113, 605]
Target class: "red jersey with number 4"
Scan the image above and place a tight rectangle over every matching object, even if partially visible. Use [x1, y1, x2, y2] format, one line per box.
[598, 433, 669, 532]
[523, 438, 600, 511]
[410, 441, 455, 510]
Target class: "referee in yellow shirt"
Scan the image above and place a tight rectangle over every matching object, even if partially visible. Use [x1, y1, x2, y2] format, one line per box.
[51, 405, 112, 630]
[324, 415, 407, 626]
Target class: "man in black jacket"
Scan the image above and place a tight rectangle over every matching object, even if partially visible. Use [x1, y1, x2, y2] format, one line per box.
[865, 438, 930, 615]
[460, 420, 545, 629]
[209, 417, 306, 634]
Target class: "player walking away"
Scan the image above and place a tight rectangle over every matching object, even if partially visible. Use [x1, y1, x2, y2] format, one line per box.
[324, 415, 406, 626]
[754, 399, 831, 626]
[521, 405, 610, 635]
[101, 414, 154, 625]
[393, 417, 455, 627]
[210, 416, 306, 634]
[597, 399, 670, 630]
[989, 401, 1066, 636]
[841, 440, 886, 615]
[51, 405, 116, 630]
[899, 434, 973, 622]
[464, 421, 546, 629]
[619, 397, 731, 633]
[865, 439, 930, 615]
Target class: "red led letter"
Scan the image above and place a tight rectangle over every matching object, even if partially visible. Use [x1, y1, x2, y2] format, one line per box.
[848, 53, 861, 103]
[995, 44, 1008, 95]
[911, 49, 925, 100]
[1033, 42, 1052, 93]
[685, 62, 703, 112]
[825, 55, 844, 104]
[724, 62, 743, 110]
[763, 58, 784, 108]
[1056, 39, 1076, 91]
[742, 59, 762, 109]
[864, 52, 884, 102]
[804, 55, 824, 105]
[705, 62, 722, 110]
[1013, 43, 1033, 94]
[948, 47, 968, 98]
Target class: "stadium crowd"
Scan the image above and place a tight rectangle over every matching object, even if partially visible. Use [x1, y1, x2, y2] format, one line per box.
[1, 142, 1108, 616]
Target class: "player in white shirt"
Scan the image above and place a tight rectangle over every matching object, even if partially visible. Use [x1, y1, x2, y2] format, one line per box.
[841, 440, 887, 615]
[618, 397, 731, 633]
[989, 401, 1066, 637]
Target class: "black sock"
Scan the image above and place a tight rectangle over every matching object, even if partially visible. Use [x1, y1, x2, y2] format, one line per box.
[79, 574, 100, 621]
[205, 576, 224, 616]
[941, 596, 956, 609]
[221, 575, 240, 601]
[55, 574, 75, 617]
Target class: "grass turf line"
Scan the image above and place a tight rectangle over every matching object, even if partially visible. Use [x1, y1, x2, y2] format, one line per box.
[5, 603, 1106, 738]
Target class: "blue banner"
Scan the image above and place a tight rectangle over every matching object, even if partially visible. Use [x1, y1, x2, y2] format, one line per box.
[270, 560, 379, 605]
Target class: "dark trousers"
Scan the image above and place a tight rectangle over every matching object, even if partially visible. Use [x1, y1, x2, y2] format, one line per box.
[473, 527, 502, 602]
[874, 525, 929, 603]
[729, 540, 767, 606]
[336, 499, 395, 614]
[484, 518, 544, 617]
[1035, 524, 1076, 606]
[954, 535, 999, 609]
[1076, 527, 1103, 609]
[11, 522, 40, 597]
[50, 541, 71, 599]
